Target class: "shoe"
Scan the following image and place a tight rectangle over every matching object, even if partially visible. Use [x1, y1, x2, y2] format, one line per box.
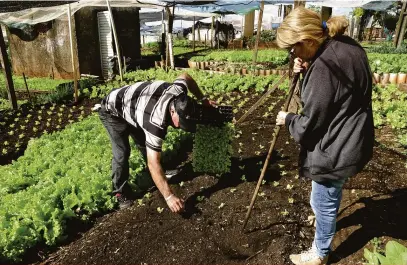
[165, 168, 181, 179]
[115, 193, 133, 209]
[289, 247, 328, 265]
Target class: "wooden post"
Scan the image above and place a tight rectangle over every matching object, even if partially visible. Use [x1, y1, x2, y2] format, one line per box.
[321, 6, 332, 21]
[197, 22, 201, 42]
[397, 15, 407, 48]
[218, 32, 220, 49]
[161, 9, 166, 58]
[165, 6, 175, 69]
[294, 0, 306, 8]
[243, 10, 255, 37]
[253, 0, 264, 64]
[205, 33, 207, 48]
[0, 26, 17, 109]
[193, 16, 196, 52]
[165, 22, 169, 70]
[142, 35, 145, 47]
[67, 4, 78, 103]
[394, 1, 407, 47]
[22, 73, 32, 104]
[241, 15, 244, 34]
[106, 0, 123, 82]
[211, 16, 214, 48]
[168, 31, 174, 69]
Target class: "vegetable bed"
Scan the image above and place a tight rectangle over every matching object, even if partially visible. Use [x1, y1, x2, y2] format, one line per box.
[189, 49, 289, 72]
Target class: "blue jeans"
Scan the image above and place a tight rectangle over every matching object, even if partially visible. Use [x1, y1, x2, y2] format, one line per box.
[310, 179, 345, 258]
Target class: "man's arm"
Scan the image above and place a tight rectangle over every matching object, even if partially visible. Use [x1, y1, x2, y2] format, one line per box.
[176, 72, 205, 100]
[146, 147, 184, 213]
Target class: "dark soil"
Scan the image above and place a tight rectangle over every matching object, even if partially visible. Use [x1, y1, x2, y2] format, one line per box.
[0, 98, 99, 165]
[12, 88, 407, 265]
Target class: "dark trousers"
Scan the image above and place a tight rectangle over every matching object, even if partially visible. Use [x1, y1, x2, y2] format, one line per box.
[99, 107, 147, 195]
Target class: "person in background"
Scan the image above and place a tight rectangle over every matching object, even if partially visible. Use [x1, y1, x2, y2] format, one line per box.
[275, 7, 374, 265]
[98, 73, 214, 212]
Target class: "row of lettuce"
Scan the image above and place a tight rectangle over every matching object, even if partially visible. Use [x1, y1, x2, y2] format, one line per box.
[0, 69, 284, 262]
[0, 114, 190, 261]
[189, 49, 289, 67]
[186, 48, 407, 84]
[372, 84, 407, 146]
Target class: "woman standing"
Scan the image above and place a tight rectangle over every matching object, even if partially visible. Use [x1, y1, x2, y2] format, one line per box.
[275, 7, 374, 265]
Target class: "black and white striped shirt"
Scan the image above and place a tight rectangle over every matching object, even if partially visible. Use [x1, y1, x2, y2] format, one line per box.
[102, 79, 188, 152]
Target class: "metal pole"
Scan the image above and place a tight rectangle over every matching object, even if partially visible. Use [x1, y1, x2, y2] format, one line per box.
[242, 74, 300, 231]
[253, 0, 264, 64]
[68, 4, 78, 103]
[106, 0, 123, 82]
[0, 26, 17, 109]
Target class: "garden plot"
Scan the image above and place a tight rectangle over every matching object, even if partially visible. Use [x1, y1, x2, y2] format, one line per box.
[0, 99, 97, 165]
[37, 84, 407, 265]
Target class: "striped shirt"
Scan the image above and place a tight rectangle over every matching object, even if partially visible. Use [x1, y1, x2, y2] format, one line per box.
[102, 79, 188, 152]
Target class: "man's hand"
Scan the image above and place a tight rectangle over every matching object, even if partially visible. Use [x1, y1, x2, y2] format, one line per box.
[165, 194, 185, 213]
[276, 111, 289, 125]
[147, 148, 184, 214]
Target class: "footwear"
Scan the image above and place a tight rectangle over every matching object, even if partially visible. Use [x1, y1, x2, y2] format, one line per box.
[289, 247, 328, 265]
[165, 168, 181, 179]
[115, 193, 133, 209]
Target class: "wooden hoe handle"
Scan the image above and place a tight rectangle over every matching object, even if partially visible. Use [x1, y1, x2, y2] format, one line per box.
[242, 74, 300, 231]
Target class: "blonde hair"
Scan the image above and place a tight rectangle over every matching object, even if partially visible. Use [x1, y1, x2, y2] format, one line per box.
[276, 7, 349, 49]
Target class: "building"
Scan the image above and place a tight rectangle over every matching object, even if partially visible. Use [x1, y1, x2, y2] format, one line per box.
[4, 3, 140, 79]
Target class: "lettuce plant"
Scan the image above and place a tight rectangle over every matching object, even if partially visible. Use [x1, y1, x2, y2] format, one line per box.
[364, 240, 407, 265]
[192, 123, 234, 174]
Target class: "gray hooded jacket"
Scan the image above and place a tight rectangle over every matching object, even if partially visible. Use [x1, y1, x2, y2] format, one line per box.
[285, 35, 374, 183]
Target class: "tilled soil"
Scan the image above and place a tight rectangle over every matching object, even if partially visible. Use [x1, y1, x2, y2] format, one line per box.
[16, 88, 407, 265]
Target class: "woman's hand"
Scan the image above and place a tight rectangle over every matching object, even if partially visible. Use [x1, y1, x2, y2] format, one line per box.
[293, 58, 309, 73]
[293, 58, 304, 73]
[276, 111, 288, 125]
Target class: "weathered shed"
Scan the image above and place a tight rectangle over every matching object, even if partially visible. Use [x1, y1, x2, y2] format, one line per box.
[3, 2, 140, 79]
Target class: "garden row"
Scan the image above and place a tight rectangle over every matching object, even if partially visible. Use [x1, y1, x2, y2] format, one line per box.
[84, 68, 289, 99]
[0, 75, 72, 110]
[372, 84, 407, 147]
[187, 49, 289, 73]
[0, 114, 190, 262]
[0, 79, 99, 164]
[186, 61, 290, 76]
[369, 53, 407, 84]
[180, 48, 407, 84]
